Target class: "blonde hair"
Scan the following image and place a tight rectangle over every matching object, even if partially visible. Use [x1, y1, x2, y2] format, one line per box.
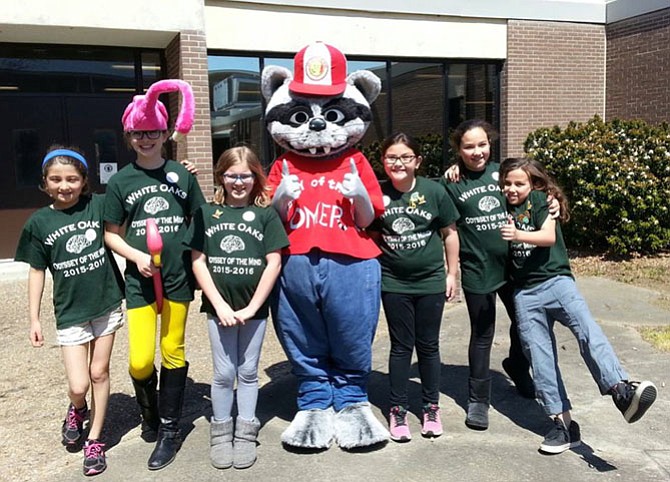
[213, 146, 271, 207]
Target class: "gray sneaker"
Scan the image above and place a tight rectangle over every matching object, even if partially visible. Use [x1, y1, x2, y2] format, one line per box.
[61, 402, 88, 447]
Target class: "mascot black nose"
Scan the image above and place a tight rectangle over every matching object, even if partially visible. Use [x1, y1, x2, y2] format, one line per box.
[309, 117, 327, 132]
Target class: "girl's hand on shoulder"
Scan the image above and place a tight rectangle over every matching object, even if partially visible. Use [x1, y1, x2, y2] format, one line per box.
[30, 320, 44, 347]
[181, 160, 198, 176]
[547, 194, 561, 219]
[444, 164, 461, 183]
[500, 216, 517, 242]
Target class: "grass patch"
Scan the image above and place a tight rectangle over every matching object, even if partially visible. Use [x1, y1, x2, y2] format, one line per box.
[637, 326, 670, 352]
[570, 252, 670, 295]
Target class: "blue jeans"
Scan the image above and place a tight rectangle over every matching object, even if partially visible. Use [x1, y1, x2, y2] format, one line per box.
[271, 252, 381, 411]
[514, 276, 628, 415]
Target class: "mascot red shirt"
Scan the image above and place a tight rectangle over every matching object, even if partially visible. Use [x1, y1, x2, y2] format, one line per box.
[267, 149, 383, 258]
[263, 42, 390, 451]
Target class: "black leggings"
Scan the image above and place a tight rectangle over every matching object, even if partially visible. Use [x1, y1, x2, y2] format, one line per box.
[463, 283, 528, 380]
[382, 291, 445, 408]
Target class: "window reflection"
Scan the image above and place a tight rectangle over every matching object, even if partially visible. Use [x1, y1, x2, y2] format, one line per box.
[207, 54, 500, 177]
[389, 62, 445, 177]
[13, 129, 41, 187]
[141, 52, 163, 90]
[0, 44, 144, 93]
[208, 55, 264, 163]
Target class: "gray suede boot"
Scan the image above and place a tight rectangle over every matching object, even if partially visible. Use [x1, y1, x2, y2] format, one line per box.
[233, 417, 261, 469]
[465, 377, 491, 431]
[210, 418, 234, 469]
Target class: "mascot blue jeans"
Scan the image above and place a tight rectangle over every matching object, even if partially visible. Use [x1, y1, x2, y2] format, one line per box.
[271, 251, 381, 411]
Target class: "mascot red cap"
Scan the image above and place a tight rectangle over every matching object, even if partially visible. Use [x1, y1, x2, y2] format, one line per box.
[289, 41, 347, 97]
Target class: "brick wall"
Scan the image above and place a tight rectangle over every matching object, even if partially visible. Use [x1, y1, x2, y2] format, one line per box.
[165, 31, 214, 198]
[502, 20, 605, 158]
[606, 8, 670, 124]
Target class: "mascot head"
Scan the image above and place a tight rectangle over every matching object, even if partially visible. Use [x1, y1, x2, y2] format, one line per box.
[261, 42, 381, 159]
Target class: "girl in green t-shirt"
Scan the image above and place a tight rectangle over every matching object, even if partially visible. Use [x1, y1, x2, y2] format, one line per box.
[499, 156, 657, 455]
[103, 80, 206, 471]
[188, 146, 288, 469]
[371, 133, 460, 442]
[440, 120, 536, 431]
[15, 147, 124, 476]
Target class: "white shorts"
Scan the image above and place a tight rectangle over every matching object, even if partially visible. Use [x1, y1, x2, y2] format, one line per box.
[57, 306, 124, 346]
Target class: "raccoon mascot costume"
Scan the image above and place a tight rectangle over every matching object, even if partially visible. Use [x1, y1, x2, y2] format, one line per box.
[262, 42, 389, 449]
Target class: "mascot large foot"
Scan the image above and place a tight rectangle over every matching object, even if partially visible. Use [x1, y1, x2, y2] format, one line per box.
[281, 408, 335, 449]
[334, 402, 389, 449]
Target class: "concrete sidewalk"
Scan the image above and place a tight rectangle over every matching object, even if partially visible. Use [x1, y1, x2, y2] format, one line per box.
[40, 275, 667, 481]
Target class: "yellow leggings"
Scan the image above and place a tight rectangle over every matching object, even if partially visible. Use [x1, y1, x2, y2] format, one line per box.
[127, 300, 189, 380]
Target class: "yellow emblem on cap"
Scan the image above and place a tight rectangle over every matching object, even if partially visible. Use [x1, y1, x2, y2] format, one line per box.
[305, 56, 329, 81]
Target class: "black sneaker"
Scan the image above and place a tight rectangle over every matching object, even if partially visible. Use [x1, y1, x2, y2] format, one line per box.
[502, 358, 535, 399]
[567, 420, 581, 449]
[611, 380, 657, 423]
[540, 417, 574, 454]
[62, 402, 88, 446]
[83, 439, 107, 476]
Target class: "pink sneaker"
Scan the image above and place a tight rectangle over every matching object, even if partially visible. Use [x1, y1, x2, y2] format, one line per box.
[421, 403, 443, 438]
[389, 406, 411, 442]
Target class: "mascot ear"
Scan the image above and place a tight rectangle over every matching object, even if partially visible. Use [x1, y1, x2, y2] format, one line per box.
[261, 66, 293, 102]
[347, 70, 381, 105]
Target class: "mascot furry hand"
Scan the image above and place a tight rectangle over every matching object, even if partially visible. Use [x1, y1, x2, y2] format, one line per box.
[263, 42, 389, 450]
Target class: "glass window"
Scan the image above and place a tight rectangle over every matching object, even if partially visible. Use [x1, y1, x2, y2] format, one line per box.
[447, 63, 499, 163]
[141, 52, 163, 90]
[389, 62, 445, 177]
[208, 52, 500, 178]
[13, 129, 41, 187]
[208, 55, 264, 164]
[0, 44, 141, 93]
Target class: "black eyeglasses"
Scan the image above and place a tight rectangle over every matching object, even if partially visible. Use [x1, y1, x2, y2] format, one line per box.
[384, 155, 417, 165]
[129, 130, 164, 140]
[223, 173, 255, 183]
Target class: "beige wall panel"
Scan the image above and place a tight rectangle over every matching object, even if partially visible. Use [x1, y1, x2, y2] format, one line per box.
[205, 5, 506, 58]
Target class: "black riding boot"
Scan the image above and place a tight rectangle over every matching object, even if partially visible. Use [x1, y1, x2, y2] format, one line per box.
[131, 369, 159, 442]
[148, 363, 188, 471]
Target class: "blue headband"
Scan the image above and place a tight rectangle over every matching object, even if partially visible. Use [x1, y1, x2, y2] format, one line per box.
[42, 149, 88, 170]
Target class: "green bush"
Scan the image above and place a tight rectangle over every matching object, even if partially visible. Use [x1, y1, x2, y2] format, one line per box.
[362, 133, 445, 179]
[525, 116, 670, 255]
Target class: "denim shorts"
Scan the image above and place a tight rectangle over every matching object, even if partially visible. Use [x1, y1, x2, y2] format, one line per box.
[57, 305, 124, 346]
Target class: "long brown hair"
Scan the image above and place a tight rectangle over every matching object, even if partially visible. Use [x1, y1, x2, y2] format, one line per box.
[499, 157, 570, 222]
[213, 146, 270, 207]
[449, 119, 498, 175]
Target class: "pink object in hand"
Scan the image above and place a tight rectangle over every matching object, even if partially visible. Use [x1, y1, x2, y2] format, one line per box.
[145, 218, 164, 312]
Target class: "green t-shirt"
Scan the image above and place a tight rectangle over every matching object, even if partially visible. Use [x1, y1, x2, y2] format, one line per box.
[372, 176, 459, 294]
[440, 162, 509, 294]
[15, 195, 124, 330]
[103, 160, 206, 309]
[185, 203, 289, 318]
[508, 190, 573, 288]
